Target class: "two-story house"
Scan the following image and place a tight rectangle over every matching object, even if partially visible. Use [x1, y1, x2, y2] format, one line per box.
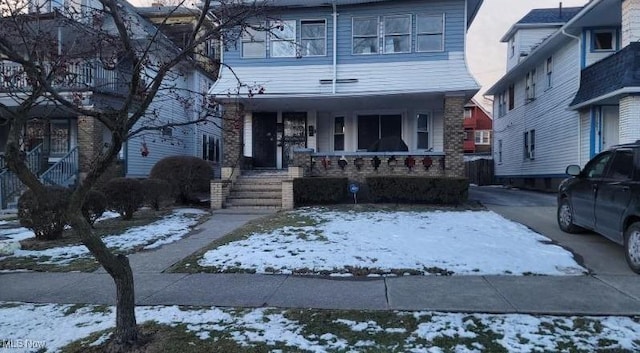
[0, 0, 221, 208]
[210, 0, 483, 184]
[487, 0, 635, 191]
[463, 99, 492, 155]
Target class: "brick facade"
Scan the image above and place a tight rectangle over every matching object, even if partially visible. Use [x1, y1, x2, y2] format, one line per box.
[443, 95, 466, 177]
[76, 116, 104, 177]
[222, 103, 244, 168]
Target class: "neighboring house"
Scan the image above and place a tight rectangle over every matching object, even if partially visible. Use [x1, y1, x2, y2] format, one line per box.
[487, 0, 637, 191]
[0, 0, 221, 209]
[210, 0, 483, 187]
[463, 99, 492, 155]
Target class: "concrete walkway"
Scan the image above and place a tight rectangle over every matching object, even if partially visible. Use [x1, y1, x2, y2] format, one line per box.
[2, 207, 640, 316]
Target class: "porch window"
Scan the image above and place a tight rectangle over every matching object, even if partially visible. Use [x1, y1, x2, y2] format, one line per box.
[334, 116, 345, 151]
[417, 113, 430, 149]
[301, 20, 326, 56]
[353, 17, 379, 55]
[416, 14, 443, 52]
[383, 15, 411, 54]
[242, 26, 266, 58]
[50, 120, 70, 156]
[270, 20, 297, 57]
[357, 114, 401, 150]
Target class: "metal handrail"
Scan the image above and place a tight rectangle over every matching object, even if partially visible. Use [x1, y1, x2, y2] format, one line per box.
[0, 143, 44, 209]
[40, 146, 79, 187]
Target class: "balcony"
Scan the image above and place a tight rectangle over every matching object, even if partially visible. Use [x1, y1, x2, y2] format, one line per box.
[0, 60, 125, 96]
[571, 42, 640, 108]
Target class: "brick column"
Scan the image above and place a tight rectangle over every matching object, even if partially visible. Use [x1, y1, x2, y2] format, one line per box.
[222, 103, 244, 168]
[210, 181, 224, 209]
[77, 116, 104, 179]
[443, 95, 466, 178]
[622, 0, 640, 47]
[281, 179, 294, 210]
[619, 95, 640, 144]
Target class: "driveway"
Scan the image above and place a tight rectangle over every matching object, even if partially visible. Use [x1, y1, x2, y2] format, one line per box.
[469, 186, 634, 275]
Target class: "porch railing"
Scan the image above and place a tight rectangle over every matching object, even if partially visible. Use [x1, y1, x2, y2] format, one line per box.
[40, 146, 79, 187]
[0, 143, 44, 209]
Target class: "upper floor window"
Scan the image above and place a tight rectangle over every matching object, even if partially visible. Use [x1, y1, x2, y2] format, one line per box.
[498, 93, 506, 117]
[508, 84, 515, 111]
[475, 130, 491, 145]
[416, 14, 444, 52]
[353, 17, 379, 55]
[509, 37, 515, 58]
[546, 56, 553, 89]
[384, 15, 411, 54]
[464, 108, 472, 119]
[525, 69, 536, 101]
[242, 26, 266, 58]
[270, 20, 297, 57]
[524, 129, 535, 160]
[592, 30, 615, 51]
[301, 20, 326, 57]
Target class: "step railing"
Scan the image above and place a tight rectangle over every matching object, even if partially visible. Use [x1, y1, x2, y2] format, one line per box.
[0, 144, 44, 209]
[40, 146, 79, 187]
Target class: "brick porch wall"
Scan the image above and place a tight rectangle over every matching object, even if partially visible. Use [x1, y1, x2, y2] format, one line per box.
[443, 96, 466, 177]
[77, 116, 104, 177]
[222, 103, 244, 168]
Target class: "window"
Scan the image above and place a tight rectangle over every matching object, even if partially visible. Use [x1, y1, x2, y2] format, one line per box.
[509, 37, 515, 58]
[464, 108, 472, 119]
[205, 39, 216, 59]
[301, 20, 326, 56]
[546, 56, 553, 89]
[242, 26, 266, 58]
[416, 14, 444, 52]
[592, 30, 614, 51]
[417, 113, 430, 149]
[464, 129, 474, 141]
[508, 84, 515, 111]
[383, 15, 411, 53]
[475, 130, 491, 145]
[604, 150, 634, 180]
[334, 116, 345, 151]
[357, 114, 401, 150]
[524, 129, 535, 160]
[525, 69, 536, 101]
[271, 20, 297, 57]
[498, 92, 506, 117]
[202, 134, 220, 162]
[498, 139, 503, 163]
[353, 17, 379, 54]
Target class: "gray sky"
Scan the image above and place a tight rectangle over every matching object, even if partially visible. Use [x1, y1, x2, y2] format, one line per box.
[467, 0, 589, 109]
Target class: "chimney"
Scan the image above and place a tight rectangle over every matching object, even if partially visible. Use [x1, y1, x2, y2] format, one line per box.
[559, 2, 563, 18]
[622, 0, 640, 47]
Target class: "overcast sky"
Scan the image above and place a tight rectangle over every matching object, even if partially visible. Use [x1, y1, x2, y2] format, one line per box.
[467, 0, 589, 109]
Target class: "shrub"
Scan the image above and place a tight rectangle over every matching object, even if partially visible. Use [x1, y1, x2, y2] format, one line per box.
[18, 185, 71, 240]
[140, 178, 172, 211]
[293, 177, 348, 205]
[103, 177, 143, 220]
[366, 176, 468, 205]
[82, 189, 107, 225]
[150, 156, 212, 204]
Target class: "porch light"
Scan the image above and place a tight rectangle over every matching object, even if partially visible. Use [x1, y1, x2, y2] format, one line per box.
[338, 156, 348, 170]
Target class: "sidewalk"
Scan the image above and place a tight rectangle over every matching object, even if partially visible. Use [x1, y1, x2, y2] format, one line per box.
[2, 208, 640, 316]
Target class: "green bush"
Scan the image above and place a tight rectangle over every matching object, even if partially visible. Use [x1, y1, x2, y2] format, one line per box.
[293, 177, 348, 205]
[366, 176, 468, 204]
[18, 185, 71, 240]
[149, 156, 212, 204]
[103, 177, 143, 220]
[82, 189, 107, 225]
[140, 178, 172, 211]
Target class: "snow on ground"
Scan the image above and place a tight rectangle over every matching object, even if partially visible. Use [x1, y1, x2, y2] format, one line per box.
[198, 208, 585, 276]
[0, 302, 639, 353]
[0, 209, 207, 265]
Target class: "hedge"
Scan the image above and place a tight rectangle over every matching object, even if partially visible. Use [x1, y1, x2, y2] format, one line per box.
[293, 177, 348, 205]
[366, 176, 468, 204]
[149, 156, 212, 204]
[103, 177, 144, 220]
[18, 185, 71, 240]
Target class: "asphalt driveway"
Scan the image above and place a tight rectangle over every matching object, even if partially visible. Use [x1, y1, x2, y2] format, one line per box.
[469, 186, 635, 275]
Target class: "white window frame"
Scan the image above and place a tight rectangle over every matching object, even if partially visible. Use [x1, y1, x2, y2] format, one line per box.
[352, 16, 380, 55]
[475, 130, 491, 145]
[509, 37, 515, 58]
[592, 29, 616, 52]
[242, 25, 266, 59]
[300, 19, 327, 57]
[416, 112, 432, 150]
[498, 139, 503, 163]
[525, 68, 536, 101]
[416, 14, 444, 52]
[383, 14, 412, 54]
[270, 20, 297, 58]
[524, 129, 535, 160]
[333, 116, 345, 151]
[464, 108, 472, 119]
[498, 92, 506, 117]
[546, 56, 553, 89]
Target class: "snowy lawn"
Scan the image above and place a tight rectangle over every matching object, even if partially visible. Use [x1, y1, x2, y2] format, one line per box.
[1, 302, 639, 352]
[186, 207, 586, 276]
[0, 209, 208, 272]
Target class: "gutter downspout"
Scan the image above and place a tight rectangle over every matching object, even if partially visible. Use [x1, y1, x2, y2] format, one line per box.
[561, 28, 582, 165]
[332, 2, 338, 94]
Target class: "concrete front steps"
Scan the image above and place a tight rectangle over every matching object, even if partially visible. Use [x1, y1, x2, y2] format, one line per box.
[223, 170, 289, 209]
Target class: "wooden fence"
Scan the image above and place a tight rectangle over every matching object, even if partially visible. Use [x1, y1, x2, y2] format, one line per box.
[464, 158, 494, 186]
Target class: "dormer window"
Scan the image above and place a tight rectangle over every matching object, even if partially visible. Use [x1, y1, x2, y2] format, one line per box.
[592, 30, 615, 51]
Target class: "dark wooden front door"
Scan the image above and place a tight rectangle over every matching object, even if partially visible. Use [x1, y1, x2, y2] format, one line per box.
[252, 112, 277, 168]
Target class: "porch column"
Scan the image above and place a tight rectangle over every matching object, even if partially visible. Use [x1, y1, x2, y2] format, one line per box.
[622, 0, 640, 47]
[443, 95, 466, 178]
[77, 116, 104, 179]
[619, 96, 640, 144]
[221, 103, 244, 177]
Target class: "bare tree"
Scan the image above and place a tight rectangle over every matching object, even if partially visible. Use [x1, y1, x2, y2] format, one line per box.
[0, 0, 266, 350]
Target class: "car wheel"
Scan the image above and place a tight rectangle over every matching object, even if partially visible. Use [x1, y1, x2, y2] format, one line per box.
[624, 223, 640, 274]
[557, 198, 584, 233]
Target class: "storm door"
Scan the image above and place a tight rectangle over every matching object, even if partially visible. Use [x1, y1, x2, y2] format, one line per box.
[282, 112, 307, 168]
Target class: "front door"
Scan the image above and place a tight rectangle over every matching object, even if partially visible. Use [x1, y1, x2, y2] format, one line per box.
[252, 112, 277, 168]
[601, 106, 619, 150]
[282, 112, 307, 168]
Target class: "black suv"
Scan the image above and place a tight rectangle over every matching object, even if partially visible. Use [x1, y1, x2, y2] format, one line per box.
[557, 141, 640, 273]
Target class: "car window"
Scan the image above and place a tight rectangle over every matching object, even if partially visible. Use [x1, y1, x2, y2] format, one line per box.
[604, 150, 635, 181]
[583, 152, 613, 178]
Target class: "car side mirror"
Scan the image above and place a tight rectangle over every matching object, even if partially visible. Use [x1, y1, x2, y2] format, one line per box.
[566, 165, 581, 176]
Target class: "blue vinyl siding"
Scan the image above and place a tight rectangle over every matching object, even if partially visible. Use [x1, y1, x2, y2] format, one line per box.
[223, 0, 465, 67]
